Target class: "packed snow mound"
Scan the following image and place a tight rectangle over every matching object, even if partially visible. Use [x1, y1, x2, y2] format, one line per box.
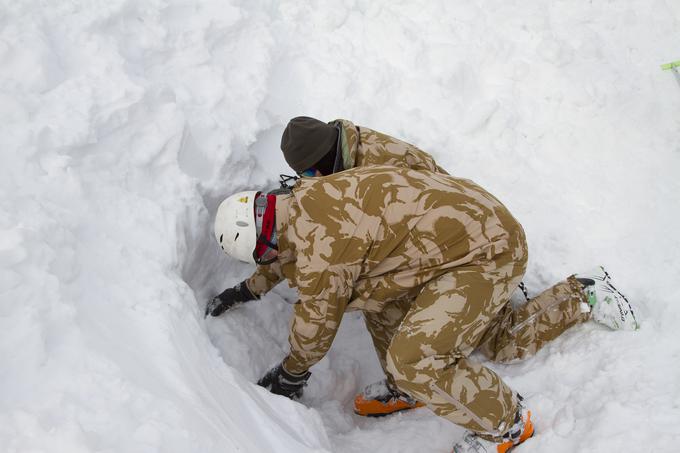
[1, 1, 679, 452]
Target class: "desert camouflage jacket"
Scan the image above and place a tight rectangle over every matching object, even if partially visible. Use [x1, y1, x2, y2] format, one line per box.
[277, 166, 524, 374]
[245, 119, 448, 296]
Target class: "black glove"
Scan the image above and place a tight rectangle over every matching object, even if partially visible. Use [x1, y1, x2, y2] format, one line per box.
[205, 281, 258, 318]
[257, 362, 311, 400]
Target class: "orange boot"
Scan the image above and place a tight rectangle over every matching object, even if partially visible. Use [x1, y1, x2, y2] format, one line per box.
[353, 379, 425, 417]
[452, 398, 534, 453]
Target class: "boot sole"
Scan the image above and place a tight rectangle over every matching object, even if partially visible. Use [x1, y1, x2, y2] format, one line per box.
[354, 405, 419, 417]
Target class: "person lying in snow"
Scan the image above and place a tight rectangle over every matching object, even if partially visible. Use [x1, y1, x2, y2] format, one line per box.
[206, 120, 639, 453]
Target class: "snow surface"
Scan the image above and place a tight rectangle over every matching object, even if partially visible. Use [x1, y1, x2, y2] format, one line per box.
[1, 1, 680, 452]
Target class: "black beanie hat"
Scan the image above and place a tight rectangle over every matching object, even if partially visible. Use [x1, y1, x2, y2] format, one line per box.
[280, 116, 339, 173]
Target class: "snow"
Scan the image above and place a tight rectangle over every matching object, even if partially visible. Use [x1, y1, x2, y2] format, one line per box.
[1, 0, 679, 452]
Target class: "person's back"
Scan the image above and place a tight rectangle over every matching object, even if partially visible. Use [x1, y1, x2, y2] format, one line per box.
[276, 165, 527, 313]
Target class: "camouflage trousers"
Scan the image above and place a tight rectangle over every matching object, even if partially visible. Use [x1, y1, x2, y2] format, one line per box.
[367, 259, 590, 439]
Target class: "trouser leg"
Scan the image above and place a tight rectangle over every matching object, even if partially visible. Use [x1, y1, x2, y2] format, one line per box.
[363, 299, 412, 387]
[477, 276, 591, 363]
[385, 261, 525, 440]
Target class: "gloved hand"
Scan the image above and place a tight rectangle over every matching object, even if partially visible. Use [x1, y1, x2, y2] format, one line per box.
[257, 362, 312, 400]
[204, 281, 258, 318]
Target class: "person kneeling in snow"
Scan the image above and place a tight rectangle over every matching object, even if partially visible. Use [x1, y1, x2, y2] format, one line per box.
[207, 165, 639, 453]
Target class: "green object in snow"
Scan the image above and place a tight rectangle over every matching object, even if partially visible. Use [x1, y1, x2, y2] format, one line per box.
[661, 60, 680, 70]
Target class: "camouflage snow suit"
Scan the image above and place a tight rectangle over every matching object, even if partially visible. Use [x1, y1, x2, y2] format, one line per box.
[271, 166, 590, 439]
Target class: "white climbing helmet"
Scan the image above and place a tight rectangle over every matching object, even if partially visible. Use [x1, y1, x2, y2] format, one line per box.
[214, 191, 259, 264]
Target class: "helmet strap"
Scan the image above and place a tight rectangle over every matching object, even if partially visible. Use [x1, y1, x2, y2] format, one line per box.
[254, 193, 278, 263]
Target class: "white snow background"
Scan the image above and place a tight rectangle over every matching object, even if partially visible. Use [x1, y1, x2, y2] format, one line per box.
[1, 1, 680, 452]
